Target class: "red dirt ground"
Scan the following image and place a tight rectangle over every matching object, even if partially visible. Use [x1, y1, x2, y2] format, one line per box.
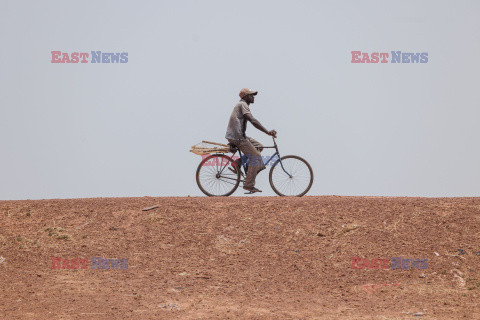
[1, 196, 480, 319]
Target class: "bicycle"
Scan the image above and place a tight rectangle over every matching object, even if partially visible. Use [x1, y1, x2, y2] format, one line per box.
[195, 136, 314, 197]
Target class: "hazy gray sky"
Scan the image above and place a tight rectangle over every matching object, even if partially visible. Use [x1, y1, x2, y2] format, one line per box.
[1, 0, 479, 200]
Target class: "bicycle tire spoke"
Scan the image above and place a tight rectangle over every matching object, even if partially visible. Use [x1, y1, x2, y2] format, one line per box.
[270, 156, 313, 196]
[197, 155, 240, 196]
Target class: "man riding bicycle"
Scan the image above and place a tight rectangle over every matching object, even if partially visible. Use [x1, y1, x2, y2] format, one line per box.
[225, 88, 277, 194]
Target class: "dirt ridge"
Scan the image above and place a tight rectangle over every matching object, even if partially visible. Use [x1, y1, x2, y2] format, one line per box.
[1, 196, 479, 319]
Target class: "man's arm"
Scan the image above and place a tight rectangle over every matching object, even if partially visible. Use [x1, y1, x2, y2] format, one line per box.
[244, 113, 276, 137]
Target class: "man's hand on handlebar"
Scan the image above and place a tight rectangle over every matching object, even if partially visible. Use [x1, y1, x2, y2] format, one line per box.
[268, 130, 277, 138]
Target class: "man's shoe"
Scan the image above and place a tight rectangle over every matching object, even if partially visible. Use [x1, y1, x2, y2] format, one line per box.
[243, 186, 262, 194]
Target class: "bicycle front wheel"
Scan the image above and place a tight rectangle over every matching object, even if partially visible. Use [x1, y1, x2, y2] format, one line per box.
[269, 155, 313, 197]
[196, 154, 240, 197]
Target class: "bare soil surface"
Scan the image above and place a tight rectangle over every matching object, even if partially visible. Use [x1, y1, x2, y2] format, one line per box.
[1, 196, 480, 319]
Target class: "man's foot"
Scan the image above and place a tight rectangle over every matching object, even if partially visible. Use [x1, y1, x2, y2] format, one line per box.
[228, 158, 244, 174]
[243, 186, 262, 194]
[235, 158, 242, 167]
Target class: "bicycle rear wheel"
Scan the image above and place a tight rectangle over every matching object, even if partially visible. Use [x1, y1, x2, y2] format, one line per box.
[269, 155, 313, 197]
[196, 154, 240, 197]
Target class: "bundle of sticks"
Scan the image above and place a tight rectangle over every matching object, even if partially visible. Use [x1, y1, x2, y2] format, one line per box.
[190, 140, 231, 155]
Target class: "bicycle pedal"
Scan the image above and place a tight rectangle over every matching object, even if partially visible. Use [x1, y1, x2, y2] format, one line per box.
[244, 191, 254, 194]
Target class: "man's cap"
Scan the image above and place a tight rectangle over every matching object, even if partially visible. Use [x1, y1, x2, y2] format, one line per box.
[239, 88, 258, 99]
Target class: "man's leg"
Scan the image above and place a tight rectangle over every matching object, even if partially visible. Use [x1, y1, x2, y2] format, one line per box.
[247, 137, 264, 153]
[227, 139, 243, 170]
[247, 137, 266, 173]
[233, 139, 263, 189]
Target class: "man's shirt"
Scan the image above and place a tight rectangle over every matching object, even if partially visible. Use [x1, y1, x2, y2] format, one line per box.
[225, 100, 251, 140]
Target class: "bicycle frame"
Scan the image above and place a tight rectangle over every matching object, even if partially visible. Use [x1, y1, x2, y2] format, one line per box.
[218, 137, 292, 181]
